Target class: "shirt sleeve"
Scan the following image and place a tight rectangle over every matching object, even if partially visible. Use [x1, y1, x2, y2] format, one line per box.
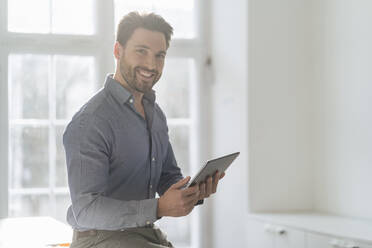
[155, 106, 203, 205]
[157, 142, 184, 196]
[63, 113, 158, 230]
[157, 139, 204, 205]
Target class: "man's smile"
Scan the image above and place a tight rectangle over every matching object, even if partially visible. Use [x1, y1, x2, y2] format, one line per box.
[136, 68, 156, 80]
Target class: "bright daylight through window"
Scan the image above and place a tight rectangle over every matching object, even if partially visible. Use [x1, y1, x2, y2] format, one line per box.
[2, 0, 200, 247]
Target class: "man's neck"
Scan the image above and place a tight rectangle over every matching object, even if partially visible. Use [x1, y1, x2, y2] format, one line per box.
[113, 71, 144, 103]
[113, 71, 146, 119]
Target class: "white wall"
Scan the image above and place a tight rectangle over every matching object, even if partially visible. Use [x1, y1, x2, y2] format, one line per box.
[210, 0, 249, 247]
[312, 0, 372, 219]
[210, 0, 314, 246]
[247, 0, 313, 212]
[210, 0, 372, 246]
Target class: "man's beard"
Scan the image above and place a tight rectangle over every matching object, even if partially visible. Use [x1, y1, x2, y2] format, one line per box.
[119, 58, 161, 94]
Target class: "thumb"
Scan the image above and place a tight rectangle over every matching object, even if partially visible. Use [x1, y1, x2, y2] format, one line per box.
[171, 176, 191, 189]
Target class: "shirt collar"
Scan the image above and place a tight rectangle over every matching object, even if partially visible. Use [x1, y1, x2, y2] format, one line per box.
[104, 74, 156, 105]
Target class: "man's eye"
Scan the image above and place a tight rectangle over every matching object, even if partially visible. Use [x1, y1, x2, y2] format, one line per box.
[136, 49, 146, 55]
[157, 54, 165, 59]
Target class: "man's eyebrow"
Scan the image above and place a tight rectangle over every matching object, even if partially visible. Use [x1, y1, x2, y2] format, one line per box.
[135, 45, 150, 49]
[135, 45, 166, 55]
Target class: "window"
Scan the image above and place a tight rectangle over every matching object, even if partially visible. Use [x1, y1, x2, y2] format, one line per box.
[153, 58, 196, 246]
[1, 0, 103, 227]
[8, 0, 95, 34]
[0, 0, 207, 247]
[114, 0, 196, 38]
[8, 54, 96, 219]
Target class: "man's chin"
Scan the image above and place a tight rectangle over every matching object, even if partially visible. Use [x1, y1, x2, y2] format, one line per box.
[134, 85, 152, 94]
[137, 81, 155, 93]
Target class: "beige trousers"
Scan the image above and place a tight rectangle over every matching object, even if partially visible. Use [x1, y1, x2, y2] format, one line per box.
[70, 226, 174, 248]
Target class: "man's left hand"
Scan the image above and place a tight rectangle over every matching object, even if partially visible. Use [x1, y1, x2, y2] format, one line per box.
[198, 171, 225, 200]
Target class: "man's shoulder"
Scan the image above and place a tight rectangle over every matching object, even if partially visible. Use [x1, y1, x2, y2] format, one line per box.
[77, 87, 120, 117]
[67, 89, 113, 129]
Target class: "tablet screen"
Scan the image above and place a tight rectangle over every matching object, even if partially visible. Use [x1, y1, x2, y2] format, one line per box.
[187, 152, 240, 187]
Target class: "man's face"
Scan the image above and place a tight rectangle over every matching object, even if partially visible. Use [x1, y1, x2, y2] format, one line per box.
[118, 28, 167, 94]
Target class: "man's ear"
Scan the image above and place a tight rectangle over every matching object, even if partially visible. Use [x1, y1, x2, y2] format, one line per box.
[114, 42, 123, 60]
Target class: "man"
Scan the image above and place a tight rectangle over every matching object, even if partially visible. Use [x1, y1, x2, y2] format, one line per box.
[63, 12, 224, 248]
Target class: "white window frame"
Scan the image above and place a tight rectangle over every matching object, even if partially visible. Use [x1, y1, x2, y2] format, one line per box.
[0, 0, 115, 219]
[0, 0, 9, 220]
[0, 0, 212, 247]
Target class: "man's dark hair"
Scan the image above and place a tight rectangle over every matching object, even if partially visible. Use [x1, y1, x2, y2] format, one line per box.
[116, 12, 173, 49]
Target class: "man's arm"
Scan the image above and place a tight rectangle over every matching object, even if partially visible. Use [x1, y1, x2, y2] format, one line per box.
[64, 113, 157, 230]
[157, 176, 200, 217]
[157, 143, 183, 196]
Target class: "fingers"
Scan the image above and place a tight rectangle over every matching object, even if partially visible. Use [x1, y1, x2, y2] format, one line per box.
[205, 176, 213, 197]
[212, 172, 220, 193]
[181, 184, 200, 204]
[171, 176, 191, 189]
[182, 184, 199, 197]
[184, 192, 200, 205]
[199, 183, 206, 200]
[181, 186, 200, 215]
[176, 171, 225, 205]
[220, 172, 225, 179]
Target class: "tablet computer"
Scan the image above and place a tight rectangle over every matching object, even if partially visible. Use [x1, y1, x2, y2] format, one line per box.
[187, 152, 240, 187]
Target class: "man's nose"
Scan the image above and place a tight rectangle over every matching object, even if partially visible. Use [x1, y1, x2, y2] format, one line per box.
[143, 55, 156, 71]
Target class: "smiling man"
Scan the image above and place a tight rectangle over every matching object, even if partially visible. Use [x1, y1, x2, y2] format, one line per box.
[63, 12, 223, 248]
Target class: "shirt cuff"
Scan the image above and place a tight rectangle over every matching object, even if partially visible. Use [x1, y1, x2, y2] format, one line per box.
[138, 198, 158, 226]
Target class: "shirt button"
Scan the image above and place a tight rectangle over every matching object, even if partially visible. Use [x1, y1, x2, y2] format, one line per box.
[152, 157, 156, 162]
[146, 221, 151, 225]
[150, 184, 153, 189]
[129, 99, 133, 103]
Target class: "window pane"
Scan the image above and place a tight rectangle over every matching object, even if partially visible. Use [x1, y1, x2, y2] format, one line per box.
[168, 126, 190, 177]
[55, 55, 95, 120]
[114, 0, 195, 38]
[56, 195, 71, 224]
[161, 124, 191, 247]
[56, 125, 68, 187]
[10, 126, 49, 188]
[52, 0, 95, 34]
[9, 195, 50, 217]
[8, 0, 50, 33]
[9, 54, 49, 119]
[154, 58, 192, 118]
[155, 0, 195, 38]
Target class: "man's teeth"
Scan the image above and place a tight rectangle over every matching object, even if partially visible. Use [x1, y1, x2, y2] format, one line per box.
[138, 69, 154, 78]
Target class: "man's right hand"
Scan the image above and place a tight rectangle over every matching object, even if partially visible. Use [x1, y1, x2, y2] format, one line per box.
[157, 177, 200, 218]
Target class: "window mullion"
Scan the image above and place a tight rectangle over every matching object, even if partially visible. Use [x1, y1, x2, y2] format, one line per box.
[0, 0, 7, 35]
[0, 0, 9, 218]
[49, 0, 53, 34]
[95, 0, 115, 84]
[48, 55, 57, 218]
[0, 37, 9, 219]
[193, 1, 210, 247]
[10, 119, 50, 126]
[167, 119, 191, 126]
[9, 188, 69, 195]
